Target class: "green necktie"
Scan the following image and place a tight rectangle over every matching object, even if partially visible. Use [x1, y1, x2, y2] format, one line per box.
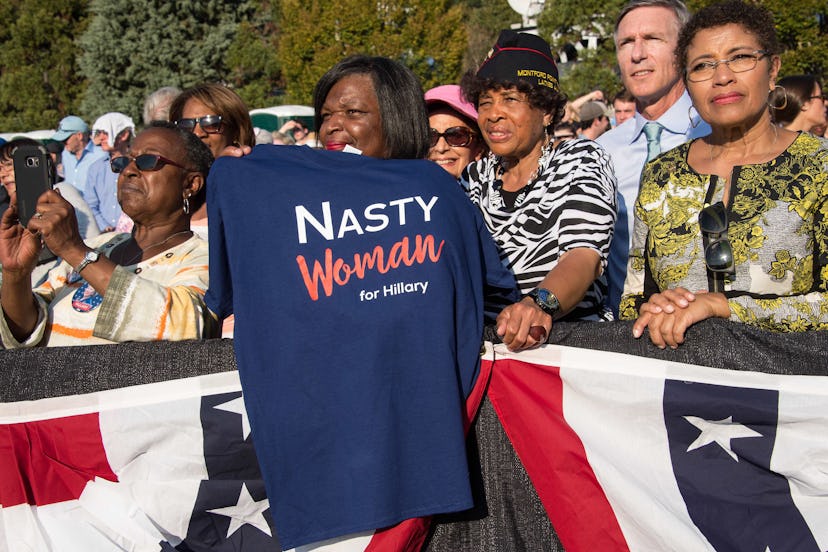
[643, 122, 664, 162]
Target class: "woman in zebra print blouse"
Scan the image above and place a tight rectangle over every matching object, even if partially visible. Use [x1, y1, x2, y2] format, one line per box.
[460, 30, 618, 352]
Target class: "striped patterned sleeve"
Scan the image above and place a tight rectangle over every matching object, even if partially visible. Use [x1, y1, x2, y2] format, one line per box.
[554, 140, 618, 268]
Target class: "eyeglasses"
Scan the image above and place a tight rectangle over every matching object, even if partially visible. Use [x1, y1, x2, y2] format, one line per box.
[809, 94, 828, 101]
[554, 133, 575, 141]
[111, 153, 192, 174]
[698, 201, 733, 273]
[686, 50, 770, 82]
[175, 115, 223, 134]
[429, 126, 476, 148]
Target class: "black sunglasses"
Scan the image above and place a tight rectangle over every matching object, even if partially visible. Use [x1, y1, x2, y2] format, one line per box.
[429, 126, 476, 148]
[698, 201, 734, 273]
[111, 153, 191, 174]
[174, 115, 223, 134]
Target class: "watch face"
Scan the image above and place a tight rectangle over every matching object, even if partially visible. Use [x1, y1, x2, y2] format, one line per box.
[537, 289, 559, 311]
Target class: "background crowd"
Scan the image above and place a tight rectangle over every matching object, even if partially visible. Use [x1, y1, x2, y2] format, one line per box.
[0, 0, 826, 352]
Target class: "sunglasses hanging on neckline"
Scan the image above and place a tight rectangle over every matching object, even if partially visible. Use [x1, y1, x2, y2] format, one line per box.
[698, 201, 734, 273]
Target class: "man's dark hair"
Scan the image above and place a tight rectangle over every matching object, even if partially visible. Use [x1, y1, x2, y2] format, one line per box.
[554, 122, 578, 138]
[613, 88, 635, 104]
[313, 55, 430, 159]
[578, 117, 596, 131]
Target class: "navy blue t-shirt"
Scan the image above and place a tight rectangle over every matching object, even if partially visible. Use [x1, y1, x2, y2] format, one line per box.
[206, 146, 517, 548]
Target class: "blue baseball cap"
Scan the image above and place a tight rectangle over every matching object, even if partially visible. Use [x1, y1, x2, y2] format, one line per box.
[52, 116, 89, 142]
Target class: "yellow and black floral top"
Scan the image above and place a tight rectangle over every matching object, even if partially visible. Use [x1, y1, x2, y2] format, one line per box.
[620, 132, 828, 332]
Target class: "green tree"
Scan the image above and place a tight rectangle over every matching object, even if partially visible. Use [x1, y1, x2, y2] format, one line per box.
[225, 0, 283, 109]
[77, 0, 252, 124]
[723, 0, 828, 80]
[537, 0, 625, 99]
[541, 0, 828, 99]
[0, 0, 89, 132]
[463, 0, 520, 72]
[278, 0, 466, 104]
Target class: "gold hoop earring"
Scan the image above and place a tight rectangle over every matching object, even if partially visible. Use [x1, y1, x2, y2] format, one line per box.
[767, 85, 787, 110]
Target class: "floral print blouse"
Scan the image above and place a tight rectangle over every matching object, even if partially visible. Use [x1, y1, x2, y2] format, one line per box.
[620, 132, 828, 332]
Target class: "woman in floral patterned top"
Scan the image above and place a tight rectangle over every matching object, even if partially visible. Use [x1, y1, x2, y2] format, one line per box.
[621, 0, 828, 348]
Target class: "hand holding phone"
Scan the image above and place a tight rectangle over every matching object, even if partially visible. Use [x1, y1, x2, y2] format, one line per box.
[13, 144, 54, 228]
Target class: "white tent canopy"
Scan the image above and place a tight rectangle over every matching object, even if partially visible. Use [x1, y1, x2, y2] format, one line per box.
[249, 105, 314, 132]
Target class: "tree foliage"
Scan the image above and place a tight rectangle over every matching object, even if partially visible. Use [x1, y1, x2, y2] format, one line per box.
[0, 0, 827, 132]
[0, 0, 89, 132]
[77, 0, 252, 124]
[537, 0, 624, 98]
[277, 0, 467, 104]
[683, 0, 828, 79]
[540, 0, 828, 98]
[225, 0, 283, 109]
[463, 0, 520, 72]
[557, 49, 622, 101]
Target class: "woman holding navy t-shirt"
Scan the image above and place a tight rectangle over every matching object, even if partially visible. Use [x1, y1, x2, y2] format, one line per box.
[314, 55, 431, 160]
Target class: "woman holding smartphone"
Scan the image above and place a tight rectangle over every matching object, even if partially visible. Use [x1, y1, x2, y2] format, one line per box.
[0, 123, 218, 347]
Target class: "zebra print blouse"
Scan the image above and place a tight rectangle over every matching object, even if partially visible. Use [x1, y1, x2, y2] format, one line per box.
[461, 138, 618, 321]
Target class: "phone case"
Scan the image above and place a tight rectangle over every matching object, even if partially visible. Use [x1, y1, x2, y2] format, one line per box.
[13, 144, 53, 227]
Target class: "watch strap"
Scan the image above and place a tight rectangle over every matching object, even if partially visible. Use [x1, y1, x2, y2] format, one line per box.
[76, 250, 100, 273]
[528, 288, 560, 316]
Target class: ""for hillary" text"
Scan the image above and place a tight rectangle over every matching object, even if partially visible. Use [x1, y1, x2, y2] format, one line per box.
[359, 281, 429, 301]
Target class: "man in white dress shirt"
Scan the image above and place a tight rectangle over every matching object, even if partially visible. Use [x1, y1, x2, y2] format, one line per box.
[597, 0, 710, 317]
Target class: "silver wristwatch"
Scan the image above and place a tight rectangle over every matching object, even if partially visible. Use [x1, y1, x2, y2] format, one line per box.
[76, 250, 100, 273]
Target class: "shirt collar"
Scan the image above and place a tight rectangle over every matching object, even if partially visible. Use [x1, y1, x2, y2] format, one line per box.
[631, 91, 697, 143]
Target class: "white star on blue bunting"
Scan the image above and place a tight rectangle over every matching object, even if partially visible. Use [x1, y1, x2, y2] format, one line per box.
[214, 396, 252, 440]
[684, 415, 762, 461]
[207, 483, 272, 538]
